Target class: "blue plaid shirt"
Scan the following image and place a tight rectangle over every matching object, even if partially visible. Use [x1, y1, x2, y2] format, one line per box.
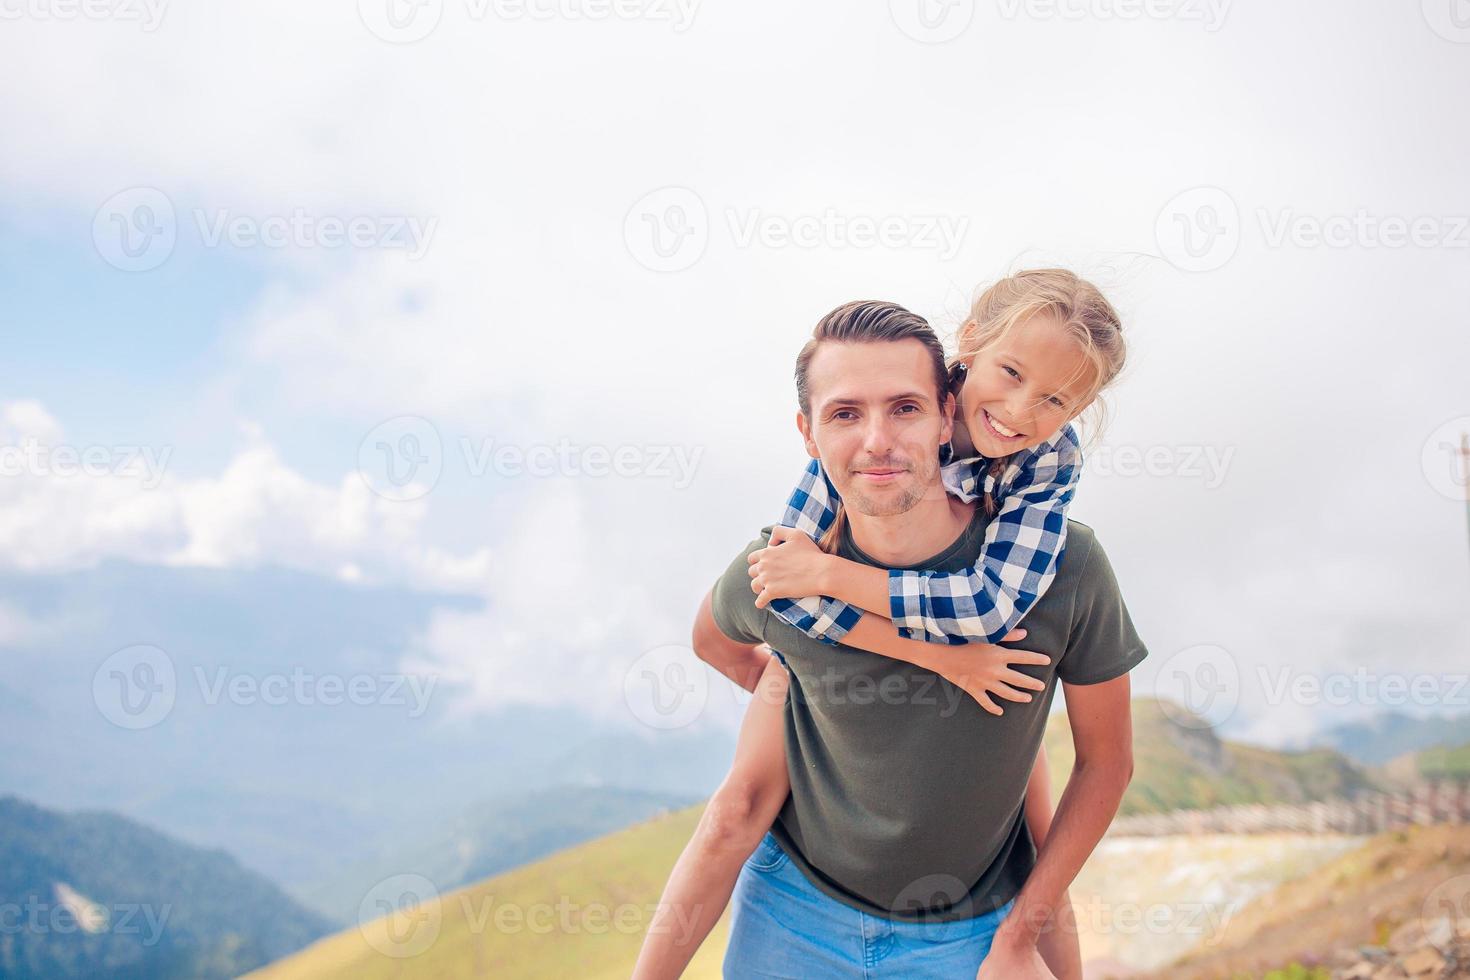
[767, 423, 1082, 645]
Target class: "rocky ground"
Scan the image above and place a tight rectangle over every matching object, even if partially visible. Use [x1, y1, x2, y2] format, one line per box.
[1131, 824, 1470, 980]
[1328, 916, 1470, 979]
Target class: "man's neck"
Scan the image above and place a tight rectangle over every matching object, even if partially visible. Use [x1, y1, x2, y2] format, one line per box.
[845, 487, 976, 568]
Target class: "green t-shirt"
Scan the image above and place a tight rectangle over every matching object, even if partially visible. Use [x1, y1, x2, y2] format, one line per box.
[710, 509, 1147, 923]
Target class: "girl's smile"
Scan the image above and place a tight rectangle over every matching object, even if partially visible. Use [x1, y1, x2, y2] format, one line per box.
[979, 408, 1027, 442]
[959, 313, 1098, 458]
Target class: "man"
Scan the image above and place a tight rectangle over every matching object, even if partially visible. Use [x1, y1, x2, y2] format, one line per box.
[695, 300, 1146, 977]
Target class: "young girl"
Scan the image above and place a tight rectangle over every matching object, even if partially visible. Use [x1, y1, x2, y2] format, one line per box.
[632, 269, 1126, 980]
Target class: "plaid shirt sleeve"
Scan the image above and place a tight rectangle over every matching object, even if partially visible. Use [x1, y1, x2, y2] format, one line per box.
[764, 457, 865, 644]
[888, 424, 1082, 644]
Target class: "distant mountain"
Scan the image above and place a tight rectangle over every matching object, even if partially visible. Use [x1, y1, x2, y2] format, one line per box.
[300, 784, 700, 924]
[0, 560, 735, 919]
[1045, 696, 1380, 814]
[1308, 710, 1470, 766]
[543, 729, 735, 797]
[0, 794, 333, 980]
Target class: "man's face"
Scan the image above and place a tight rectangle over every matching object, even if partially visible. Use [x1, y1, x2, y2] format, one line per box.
[797, 339, 954, 518]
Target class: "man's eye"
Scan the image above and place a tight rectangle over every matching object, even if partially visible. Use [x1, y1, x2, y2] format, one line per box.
[895, 404, 920, 415]
[833, 410, 857, 421]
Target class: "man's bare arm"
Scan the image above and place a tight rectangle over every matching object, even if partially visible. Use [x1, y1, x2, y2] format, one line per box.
[988, 674, 1133, 964]
[692, 590, 771, 694]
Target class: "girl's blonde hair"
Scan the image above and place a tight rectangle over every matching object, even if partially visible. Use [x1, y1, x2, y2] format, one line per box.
[954, 268, 1127, 514]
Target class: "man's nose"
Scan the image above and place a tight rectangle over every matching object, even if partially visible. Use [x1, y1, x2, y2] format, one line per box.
[861, 415, 897, 452]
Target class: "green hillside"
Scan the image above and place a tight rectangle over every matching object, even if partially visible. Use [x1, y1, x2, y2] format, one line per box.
[1379, 738, 1470, 784]
[1411, 742, 1470, 778]
[0, 794, 333, 980]
[244, 803, 729, 980]
[253, 698, 1380, 979]
[1045, 697, 1380, 815]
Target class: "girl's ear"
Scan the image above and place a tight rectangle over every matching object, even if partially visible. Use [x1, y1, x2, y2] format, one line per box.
[946, 360, 968, 394]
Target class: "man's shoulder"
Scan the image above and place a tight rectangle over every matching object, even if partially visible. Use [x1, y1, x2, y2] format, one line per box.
[1056, 518, 1127, 606]
[1063, 518, 1098, 555]
[1051, 519, 1107, 592]
[709, 526, 776, 644]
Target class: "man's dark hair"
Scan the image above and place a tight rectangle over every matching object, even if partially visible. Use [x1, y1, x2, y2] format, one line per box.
[794, 300, 950, 418]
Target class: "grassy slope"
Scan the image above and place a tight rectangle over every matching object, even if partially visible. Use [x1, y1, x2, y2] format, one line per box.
[1414, 742, 1470, 778]
[245, 803, 728, 980]
[1380, 739, 1470, 784]
[254, 698, 1383, 979]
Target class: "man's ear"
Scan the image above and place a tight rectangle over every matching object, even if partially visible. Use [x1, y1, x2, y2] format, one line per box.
[795, 411, 819, 459]
[939, 392, 956, 447]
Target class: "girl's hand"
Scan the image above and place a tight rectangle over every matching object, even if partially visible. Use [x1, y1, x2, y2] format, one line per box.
[933, 629, 1051, 716]
[747, 526, 831, 608]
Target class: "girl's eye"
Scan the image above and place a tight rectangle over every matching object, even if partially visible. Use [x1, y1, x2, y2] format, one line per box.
[1048, 396, 1065, 408]
[1002, 366, 1020, 380]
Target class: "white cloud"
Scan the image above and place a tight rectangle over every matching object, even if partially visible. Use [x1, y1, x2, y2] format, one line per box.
[0, 402, 490, 593]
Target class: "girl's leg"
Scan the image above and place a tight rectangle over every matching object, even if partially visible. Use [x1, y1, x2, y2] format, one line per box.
[1025, 743, 1083, 980]
[631, 655, 792, 980]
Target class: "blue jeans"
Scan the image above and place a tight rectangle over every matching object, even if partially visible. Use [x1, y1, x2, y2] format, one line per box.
[723, 831, 1013, 978]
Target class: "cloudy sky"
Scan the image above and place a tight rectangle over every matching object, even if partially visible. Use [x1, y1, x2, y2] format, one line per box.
[2, 0, 1468, 746]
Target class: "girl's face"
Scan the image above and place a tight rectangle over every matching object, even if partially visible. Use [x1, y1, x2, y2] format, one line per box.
[958, 314, 1096, 458]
